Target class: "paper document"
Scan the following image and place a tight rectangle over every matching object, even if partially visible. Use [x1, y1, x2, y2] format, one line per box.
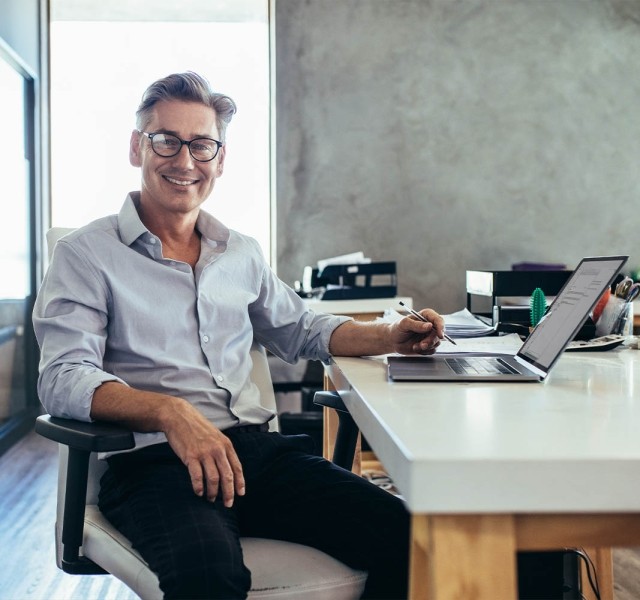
[382, 307, 496, 338]
[443, 308, 496, 338]
[317, 251, 371, 272]
[435, 333, 523, 355]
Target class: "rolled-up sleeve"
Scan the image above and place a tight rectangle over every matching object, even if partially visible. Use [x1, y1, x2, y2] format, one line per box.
[250, 259, 352, 364]
[33, 240, 126, 421]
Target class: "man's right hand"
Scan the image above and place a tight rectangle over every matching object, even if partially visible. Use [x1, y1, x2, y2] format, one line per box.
[91, 382, 245, 507]
[162, 397, 246, 507]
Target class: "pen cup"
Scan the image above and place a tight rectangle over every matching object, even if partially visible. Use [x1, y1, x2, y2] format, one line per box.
[595, 296, 633, 337]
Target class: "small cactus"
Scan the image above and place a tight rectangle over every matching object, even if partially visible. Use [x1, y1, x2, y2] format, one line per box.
[530, 288, 547, 327]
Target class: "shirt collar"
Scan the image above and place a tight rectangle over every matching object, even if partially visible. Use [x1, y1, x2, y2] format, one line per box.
[196, 207, 230, 247]
[117, 192, 231, 248]
[118, 192, 148, 246]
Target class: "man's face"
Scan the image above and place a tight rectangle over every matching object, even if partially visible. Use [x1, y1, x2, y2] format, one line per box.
[129, 99, 225, 220]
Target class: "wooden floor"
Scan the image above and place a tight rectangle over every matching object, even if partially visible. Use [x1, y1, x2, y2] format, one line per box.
[1, 429, 639, 600]
[0, 430, 137, 600]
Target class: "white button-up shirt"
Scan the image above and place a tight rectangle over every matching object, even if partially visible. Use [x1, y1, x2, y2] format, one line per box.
[33, 193, 350, 451]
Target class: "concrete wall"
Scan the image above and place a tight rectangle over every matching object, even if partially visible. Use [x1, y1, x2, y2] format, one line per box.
[275, 0, 640, 312]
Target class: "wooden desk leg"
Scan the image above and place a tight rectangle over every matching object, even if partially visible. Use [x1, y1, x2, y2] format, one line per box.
[322, 405, 338, 462]
[581, 546, 613, 600]
[410, 514, 518, 600]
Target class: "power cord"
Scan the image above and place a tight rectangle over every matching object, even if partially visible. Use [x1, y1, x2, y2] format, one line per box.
[569, 548, 601, 600]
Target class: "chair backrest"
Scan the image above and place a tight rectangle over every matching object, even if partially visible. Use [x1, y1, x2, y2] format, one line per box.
[46, 227, 75, 261]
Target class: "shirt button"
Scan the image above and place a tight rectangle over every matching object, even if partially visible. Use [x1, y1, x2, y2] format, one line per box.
[149, 236, 156, 244]
[217, 375, 224, 382]
[202, 335, 210, 343]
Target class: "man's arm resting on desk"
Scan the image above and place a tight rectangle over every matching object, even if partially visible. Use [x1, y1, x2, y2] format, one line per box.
[329, 308, 444, 357]
[91, 381, 245, 507]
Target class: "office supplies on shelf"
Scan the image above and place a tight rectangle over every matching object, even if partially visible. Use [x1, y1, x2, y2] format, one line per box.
[398, 301, 457, 345]
[316, 251, 371, 271]
[466, 268, 597, 339]
[388, 256, 628, 382]
[299, 261, 397, 301]
[511, 261, 567, 271]
[466, 269, 571, 321]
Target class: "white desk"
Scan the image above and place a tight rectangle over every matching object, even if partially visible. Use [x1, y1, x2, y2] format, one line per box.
[325, 349, 640, 599]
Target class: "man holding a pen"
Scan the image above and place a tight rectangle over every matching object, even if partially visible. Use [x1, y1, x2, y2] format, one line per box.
[33, 72, 446, 600]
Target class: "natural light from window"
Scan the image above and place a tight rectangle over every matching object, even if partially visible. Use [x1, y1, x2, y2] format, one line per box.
[50, 12, 270, 257]
[0, 55, 29, 298]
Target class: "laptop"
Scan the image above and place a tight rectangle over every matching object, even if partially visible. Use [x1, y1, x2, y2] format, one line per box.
[388, 256, 628, 382]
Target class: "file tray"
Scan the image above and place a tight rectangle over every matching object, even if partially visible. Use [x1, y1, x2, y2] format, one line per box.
[466, 270, 572, 319]
[313, 261, 397, 300]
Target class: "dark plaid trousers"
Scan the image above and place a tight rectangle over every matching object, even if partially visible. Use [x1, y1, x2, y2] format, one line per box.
[98, 427, 410, 599]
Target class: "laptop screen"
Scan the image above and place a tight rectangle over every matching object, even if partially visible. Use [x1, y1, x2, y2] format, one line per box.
[516, 256, 628, 375]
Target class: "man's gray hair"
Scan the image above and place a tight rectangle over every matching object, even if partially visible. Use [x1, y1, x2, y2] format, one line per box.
[136, 72, 237, 141]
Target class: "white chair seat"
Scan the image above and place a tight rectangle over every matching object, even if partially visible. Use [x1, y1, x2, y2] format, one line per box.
[83, 505, 367, 600]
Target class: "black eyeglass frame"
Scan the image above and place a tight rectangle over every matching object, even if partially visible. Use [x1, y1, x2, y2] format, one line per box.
[138, 130, 223, 162]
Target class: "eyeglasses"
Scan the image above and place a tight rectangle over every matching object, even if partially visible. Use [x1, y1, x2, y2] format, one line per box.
[138, 131, 223, 162]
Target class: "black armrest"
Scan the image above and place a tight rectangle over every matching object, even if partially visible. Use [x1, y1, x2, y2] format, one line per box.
[313, 391, 359, 470]
[35, 414, 135, 453]
[35, 414, 135, 575]
[313, 390, 349, 413]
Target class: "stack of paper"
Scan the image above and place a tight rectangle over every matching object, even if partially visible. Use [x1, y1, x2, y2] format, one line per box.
[443, 308, 496, 338]
[317, 251, 371, 272]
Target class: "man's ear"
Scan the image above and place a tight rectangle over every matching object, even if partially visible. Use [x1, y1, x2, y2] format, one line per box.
[216, 145, 226, 177]
[129, 130, 142, 167]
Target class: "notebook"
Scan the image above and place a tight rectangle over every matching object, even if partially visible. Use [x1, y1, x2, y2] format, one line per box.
[388, 256, 628, 382]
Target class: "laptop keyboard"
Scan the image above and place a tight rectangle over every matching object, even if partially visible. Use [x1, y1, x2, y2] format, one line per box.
[445, 357, 518, 376]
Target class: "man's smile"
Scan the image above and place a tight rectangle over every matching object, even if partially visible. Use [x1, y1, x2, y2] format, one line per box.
[163, 175, 198, 186]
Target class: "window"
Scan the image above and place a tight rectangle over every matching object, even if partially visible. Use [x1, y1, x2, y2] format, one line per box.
[0, 52, 30, 299]
[50, 1, 270, 257]
[0, 38, 37, 445]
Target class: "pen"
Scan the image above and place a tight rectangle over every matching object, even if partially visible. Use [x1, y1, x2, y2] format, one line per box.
[398, 301, 457, 345]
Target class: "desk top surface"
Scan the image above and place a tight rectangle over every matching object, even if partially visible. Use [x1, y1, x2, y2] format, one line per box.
[328, 348, 640, 514]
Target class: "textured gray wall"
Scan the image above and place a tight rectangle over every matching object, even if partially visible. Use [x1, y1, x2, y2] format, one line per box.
[275, 0, 640, 312]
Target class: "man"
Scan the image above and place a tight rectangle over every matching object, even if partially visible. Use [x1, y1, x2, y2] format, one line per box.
[33, 72, 445, 599]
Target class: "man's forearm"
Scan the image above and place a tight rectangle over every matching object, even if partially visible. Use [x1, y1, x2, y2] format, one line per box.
[328, 309, 444, 357]
[91, 381, 183, 433]
[328, 320, 393, 357]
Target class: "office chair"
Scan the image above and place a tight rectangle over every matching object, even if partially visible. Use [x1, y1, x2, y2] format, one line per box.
[35, 228, 367, 600]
